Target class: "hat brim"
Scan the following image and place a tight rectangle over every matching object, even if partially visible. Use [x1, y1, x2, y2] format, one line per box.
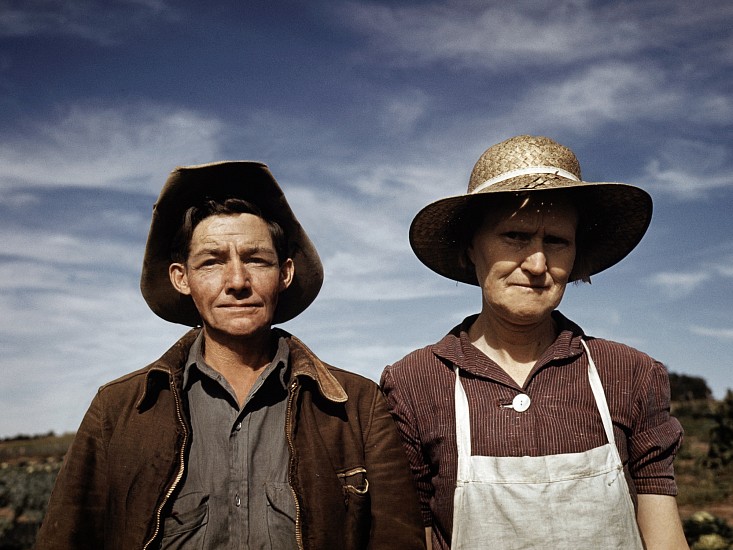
[409, 176, 652, 284]
[140, 161, 323, 326]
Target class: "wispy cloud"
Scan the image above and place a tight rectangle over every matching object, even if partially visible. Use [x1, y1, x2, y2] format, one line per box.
[0, 0, 177, 44]
[0, 103, 224, 192]
[645, 255, 733, 297]
[505, 62, 679, 131]
[284, 181, 456, 302]
[642, 139, 733, 199]
[379, 89, 432, 136]
[690, 325, 733, 341]
[341, 0, 640, 69]
[647, 271, 711, 297]
[0, 231, 141, 275]
[340, 0, 733, 69]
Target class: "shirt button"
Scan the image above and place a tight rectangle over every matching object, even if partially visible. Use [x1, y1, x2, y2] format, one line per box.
[512, 394, 531, 412]
[234, 422, 242, 432]
[235, 494, 241, 507]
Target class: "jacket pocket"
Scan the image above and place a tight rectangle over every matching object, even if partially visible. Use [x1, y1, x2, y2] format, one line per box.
[337, 467, 371, 550]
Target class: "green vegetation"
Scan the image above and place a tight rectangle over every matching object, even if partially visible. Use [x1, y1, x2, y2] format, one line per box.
[671, 374, 733, 549]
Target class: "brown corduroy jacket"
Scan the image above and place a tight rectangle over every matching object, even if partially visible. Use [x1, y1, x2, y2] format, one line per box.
[35, 328, 425, 550]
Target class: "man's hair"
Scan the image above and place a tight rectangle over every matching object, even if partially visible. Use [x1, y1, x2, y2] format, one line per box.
[170, 198, 289, 264]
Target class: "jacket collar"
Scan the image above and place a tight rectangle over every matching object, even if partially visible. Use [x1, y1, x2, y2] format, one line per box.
[284, 330, 348, 403]
[137, 327, 348, 410]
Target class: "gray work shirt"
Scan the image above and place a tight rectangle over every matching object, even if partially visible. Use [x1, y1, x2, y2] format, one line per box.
[160, 331, 297, 549]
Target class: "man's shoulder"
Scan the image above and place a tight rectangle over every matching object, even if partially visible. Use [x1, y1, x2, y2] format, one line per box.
[288, 338, 378, 389]
[96, 330, 198, 396]
[99, 363, 161, 391]
[322, 362, 379, 390]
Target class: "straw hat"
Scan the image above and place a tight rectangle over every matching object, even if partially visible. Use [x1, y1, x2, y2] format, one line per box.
[409, 135, 653, 284]
[140, 161, 323, 326]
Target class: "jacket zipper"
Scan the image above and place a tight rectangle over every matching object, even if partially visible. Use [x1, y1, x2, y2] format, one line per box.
[143, 376, 188, 550]
[286, 379, 304, 550]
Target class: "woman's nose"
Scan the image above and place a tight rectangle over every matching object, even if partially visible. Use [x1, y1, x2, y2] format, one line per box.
[522, 248, 548, 275]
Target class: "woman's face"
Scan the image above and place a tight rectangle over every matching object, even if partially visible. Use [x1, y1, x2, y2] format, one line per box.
[468, 197, 577, 327]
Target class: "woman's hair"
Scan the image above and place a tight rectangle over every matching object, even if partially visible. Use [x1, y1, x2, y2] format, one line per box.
[456, 190, 593, 283]
[170, 198, 289, 265]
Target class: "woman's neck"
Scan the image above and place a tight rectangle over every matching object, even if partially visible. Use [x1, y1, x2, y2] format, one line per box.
[467, 312, 557, 386]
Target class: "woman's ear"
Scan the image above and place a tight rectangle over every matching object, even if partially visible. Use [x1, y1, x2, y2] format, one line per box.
[169, 263, 191, 296]
[461, 240, 476, 271]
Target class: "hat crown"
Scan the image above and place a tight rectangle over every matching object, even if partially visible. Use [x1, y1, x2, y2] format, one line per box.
[468, 135, 582, 193]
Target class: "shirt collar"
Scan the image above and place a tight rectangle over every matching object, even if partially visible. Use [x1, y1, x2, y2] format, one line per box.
[183, 330, 291, 391]
[432, 310, 586, 375]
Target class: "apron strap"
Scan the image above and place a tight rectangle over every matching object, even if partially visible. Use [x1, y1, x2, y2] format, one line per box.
[454, 366, 472, 478]
[581, 339, 617, 447]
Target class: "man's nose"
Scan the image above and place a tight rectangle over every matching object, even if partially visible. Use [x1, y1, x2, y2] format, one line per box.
[225, 259, 251, 292]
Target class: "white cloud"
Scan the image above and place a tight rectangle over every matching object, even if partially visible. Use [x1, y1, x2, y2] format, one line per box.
[322, 251, 457, 301]
[641, 139, 733, 199]
[714, 259, 733, 278]
[646, 271, 710, 297]
[508, 63, 679, 132]
[0, 0, 177, 44]
[283, 182, 456, 302]
[340, 0, 641, 69]
[336, 0, 733, 152]
[379, 89, 431, 135]
[0, 103, 225, 193]
[340, 0, 733, 70]
[0, 229, 141, 272]
[690, 325, 733, 341]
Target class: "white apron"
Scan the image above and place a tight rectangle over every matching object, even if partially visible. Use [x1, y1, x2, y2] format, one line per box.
[451, 341, 643, 549]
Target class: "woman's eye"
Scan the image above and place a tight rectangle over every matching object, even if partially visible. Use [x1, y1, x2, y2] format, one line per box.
[545, 235, 571, 246]
[504, 232, 529, 241]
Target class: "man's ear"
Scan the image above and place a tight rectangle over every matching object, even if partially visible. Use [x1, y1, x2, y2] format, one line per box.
[169, 263, 191, 296]
[279, 258, 295, 292]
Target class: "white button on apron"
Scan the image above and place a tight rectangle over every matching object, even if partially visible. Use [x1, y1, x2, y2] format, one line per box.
[512, 393, 531, 412]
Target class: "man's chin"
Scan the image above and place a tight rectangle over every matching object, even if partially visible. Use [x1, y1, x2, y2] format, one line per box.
[204, 318, 274, 340]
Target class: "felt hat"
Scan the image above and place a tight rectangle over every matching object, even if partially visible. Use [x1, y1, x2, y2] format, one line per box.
[140, 161, 323, 326]
[409, 135, 653, 284]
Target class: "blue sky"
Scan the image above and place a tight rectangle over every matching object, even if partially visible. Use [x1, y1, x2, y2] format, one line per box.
[1, 0, 731, 437]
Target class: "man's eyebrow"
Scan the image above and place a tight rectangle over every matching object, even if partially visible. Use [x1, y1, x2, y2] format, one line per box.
[190, 244, 276, 256]
[190, 244, 227, 256]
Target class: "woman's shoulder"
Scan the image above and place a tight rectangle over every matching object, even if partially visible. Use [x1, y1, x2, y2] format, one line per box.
[584, 335, 657, 365]
[388, 330, 461, 371]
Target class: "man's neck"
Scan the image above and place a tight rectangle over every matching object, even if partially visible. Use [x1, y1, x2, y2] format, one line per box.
[200, 327, 277, 406]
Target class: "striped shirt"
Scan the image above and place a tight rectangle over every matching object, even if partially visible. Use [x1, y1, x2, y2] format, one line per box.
[380, 311, 683, 550]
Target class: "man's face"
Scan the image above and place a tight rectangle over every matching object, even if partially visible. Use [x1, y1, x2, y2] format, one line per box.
[467, 199, 577, 327]
[169, 213, 294, 342]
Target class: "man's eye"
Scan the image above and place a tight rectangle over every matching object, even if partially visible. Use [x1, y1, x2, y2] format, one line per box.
[246, 257, 274, 266]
